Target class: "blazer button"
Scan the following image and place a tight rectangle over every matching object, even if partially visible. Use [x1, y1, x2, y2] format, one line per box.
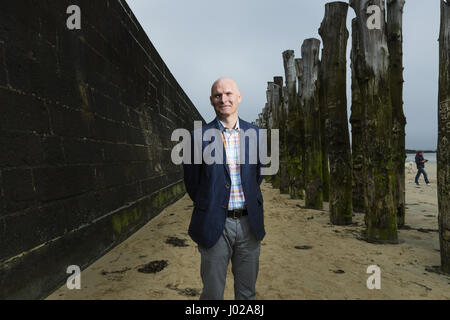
[222, 204, 227, 209]
[226, 184, 230, 189]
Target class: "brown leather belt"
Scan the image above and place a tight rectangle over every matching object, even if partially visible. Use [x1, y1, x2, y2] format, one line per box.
[227, 208, 248, 219]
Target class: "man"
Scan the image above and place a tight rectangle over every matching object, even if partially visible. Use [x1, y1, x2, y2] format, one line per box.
[415, 151, 430, 186]
[183, 77, 265, 300]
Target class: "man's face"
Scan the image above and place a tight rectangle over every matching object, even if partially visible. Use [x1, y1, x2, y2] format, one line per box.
[210, 79, 242, 118]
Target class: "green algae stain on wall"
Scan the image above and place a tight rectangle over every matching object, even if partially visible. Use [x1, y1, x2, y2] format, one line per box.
[111, 182, 185, 236]
[112, 206, 143, 235]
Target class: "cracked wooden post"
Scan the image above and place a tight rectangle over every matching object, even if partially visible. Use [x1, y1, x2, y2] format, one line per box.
[286, 58, 306, 199]
[319, 1, 352, 225]
[438, 0, 450, 274]
[274, 76, 284, 99]
[260, 85, 272, 182]
[317, 69, 330, 203]
[265, 82, 274, 129]
[283, 51, 297, 180]
[387, 0, 406, 228]
[272, 76, 289, 193]
[284, 50, 303, 199]
[350, 17, 367, 214]
[269, 79, 283, 189]
[301, 38, 323, 209]
[283, 50, 297, 115]
[271, 80, 281, 131]
[265, 82, 276, 186]
[350, 0, 398, 243]
[279, 85, 290, 194]
[281, 50, 296, 195]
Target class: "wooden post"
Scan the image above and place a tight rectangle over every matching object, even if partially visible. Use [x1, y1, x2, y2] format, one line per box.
[387, 0, 406, 228]
[284, 51, 304, 199]
[350, 17, 367, 214]
[438, 0, 450, 274]
[319, 1, 352, 225]
[274, 76, 284, 100]
[283, 51, 297, 194]
[266, 81, 277, 187]
[283, 50, 297, 114]
[301, 38, 323, 209]
[350, 0, 398, 243]
[261, 84, 272, 182]
[286, 58, 306, 199]
[272, 75, 289, 194]
[317, 68, 330, 203]
[279, 85, 290, 194]
[270, 79, 283, 189]
[266, 82, 275, 129]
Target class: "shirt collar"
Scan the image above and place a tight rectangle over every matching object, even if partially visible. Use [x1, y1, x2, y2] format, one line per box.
[216, 118, 240, 132]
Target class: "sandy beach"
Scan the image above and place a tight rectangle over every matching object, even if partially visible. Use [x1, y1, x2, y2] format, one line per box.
[47, 163, 449, 300]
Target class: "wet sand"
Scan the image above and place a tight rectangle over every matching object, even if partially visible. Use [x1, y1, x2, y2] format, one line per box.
[47, 163, 450, 300]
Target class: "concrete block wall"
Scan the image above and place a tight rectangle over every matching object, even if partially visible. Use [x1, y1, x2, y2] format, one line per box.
[0, 0, 203, 299]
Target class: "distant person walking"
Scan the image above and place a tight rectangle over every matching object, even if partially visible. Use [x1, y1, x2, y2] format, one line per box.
[414, 151, 430, 186]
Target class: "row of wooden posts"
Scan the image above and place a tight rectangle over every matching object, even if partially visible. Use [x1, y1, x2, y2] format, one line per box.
[255, 0, 449, 273]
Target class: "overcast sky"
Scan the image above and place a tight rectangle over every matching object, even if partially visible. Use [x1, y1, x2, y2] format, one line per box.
[126, 0, 440, 150]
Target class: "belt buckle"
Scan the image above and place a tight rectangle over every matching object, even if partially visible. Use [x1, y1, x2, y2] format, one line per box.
[229, 209, 238, 219]
[229, 209, 244, 219]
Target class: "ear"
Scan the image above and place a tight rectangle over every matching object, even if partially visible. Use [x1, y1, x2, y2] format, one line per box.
[210, 96, 214, 107]
[237, 92, 242, 103]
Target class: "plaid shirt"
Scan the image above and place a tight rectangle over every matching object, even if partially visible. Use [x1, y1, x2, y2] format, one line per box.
[217, 118, 246, 210]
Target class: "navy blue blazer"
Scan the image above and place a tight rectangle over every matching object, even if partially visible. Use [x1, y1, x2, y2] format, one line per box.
[183, 117, 265, 249]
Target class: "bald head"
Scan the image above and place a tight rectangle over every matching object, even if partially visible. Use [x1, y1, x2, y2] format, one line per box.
[211, 77, 240, 96]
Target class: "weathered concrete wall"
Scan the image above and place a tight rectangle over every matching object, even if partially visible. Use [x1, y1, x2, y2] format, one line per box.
[0, 0, 203, 299]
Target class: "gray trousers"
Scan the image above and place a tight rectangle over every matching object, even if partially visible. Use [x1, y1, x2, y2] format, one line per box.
[197, 216, 261, 300]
